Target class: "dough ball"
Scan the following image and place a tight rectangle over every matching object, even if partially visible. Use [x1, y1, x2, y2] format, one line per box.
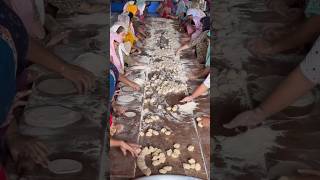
[157, 105, 163, 109]
[164, 131, 171, 135]
[173, 143, 180, 149]
[163, 166, 172, 171]
[166, 149, 173, 156]
[198, 122, 204, 128]
[173, 149, 181, 155]
[146, 132, 153, 137]
[148, 129, 153, 132]
[172, 106, 178, 112]
[188, 158, 196, 164]
[159, 169, 167, 174]
[183, 163, 191, 170]
[159, 153, 165, 158]
[195, 163, 201, 171]
[159, 156, 166, 163]
[171, 153, 179, 158]
[139, 132, 145, 137]
[166, 107, 172, 111]
[187, 145, 195, 152]
[190, 164, 195, 169]
[152, 160, 161, 166]
[153, 131, 159, 136]
[160, 128, 167, 133]
[196, 117, 202, 122]
[152, 155, 159, 161]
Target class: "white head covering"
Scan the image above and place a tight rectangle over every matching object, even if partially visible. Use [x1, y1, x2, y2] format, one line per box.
[118, 13, 130, 28]
[110, 22, 127, 34]
[187, 8, 206, 18]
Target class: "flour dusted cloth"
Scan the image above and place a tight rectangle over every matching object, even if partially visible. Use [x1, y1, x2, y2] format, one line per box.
[300, 36, 320, 84]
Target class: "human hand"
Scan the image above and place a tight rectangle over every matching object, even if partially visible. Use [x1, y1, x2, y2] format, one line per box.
[61, 64, 96, 94]
[247, 38, 274, 58]
[130, 82, 141, 91]
[5, 90, 32, 124]
[119, 141, 141, 157]
[8, 135, 49, 168]
[180, 96, 194, 102]
[223, 108, 267, 129]
[113, 105, 127, 115]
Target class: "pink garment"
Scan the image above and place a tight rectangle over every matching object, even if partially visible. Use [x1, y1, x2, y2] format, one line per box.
[191, 16, 202, 40]
[9, 0, 45, 39]
[186, 24, 195, 35]
[110, 32, 124, 73]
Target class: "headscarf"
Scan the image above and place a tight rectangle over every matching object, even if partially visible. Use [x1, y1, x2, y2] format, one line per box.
[136, 0, 146, 16]
[118, 13, 130, 29]
[187, 8, 206, 18]
[110, 24, 124, 73]
[127, 4, 138, 15]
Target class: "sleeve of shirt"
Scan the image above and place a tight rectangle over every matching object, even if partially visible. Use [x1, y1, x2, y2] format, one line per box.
[203, 74, 210, 88]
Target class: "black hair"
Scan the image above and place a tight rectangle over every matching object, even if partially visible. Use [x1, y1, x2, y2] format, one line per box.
[200, 16, 210, 31]
[116, 26, 125, 34]
[128, 12, 134, 21]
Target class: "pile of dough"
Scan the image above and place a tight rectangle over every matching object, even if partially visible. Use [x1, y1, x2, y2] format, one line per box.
[187, 145, 195, 152]
[166, 105, 178, 112]
[160, 127, 172, 136]
[144, 115, 160, 124]
[159, 166, 172, 174]
[183, 158, 201, 171]
[166, 143, 181, 158]
[145, 129, 159, 137]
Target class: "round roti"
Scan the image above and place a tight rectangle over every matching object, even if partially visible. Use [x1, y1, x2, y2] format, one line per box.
[48, 159, 82, 174]
[24, 106, 82, 128]
[37, 78, 77, 95]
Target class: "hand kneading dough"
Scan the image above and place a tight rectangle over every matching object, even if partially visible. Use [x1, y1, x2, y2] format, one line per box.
[48, 159, 82, 174]
[37, 79, 77, 95]
[24, 106, 82, 128]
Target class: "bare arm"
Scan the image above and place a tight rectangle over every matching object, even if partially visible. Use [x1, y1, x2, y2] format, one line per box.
[27, 39, 95, 93]
[271, 15, 320, 53]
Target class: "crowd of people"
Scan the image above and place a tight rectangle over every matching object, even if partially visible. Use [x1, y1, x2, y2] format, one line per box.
[109, 0, 211, 157]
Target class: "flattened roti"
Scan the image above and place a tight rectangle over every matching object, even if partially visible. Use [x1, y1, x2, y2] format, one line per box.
[24, 106, 82, 128]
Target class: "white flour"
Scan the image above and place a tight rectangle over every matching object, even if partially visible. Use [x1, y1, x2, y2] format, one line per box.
[178, 102, 199, 115]
[217, 126, 283, 174]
